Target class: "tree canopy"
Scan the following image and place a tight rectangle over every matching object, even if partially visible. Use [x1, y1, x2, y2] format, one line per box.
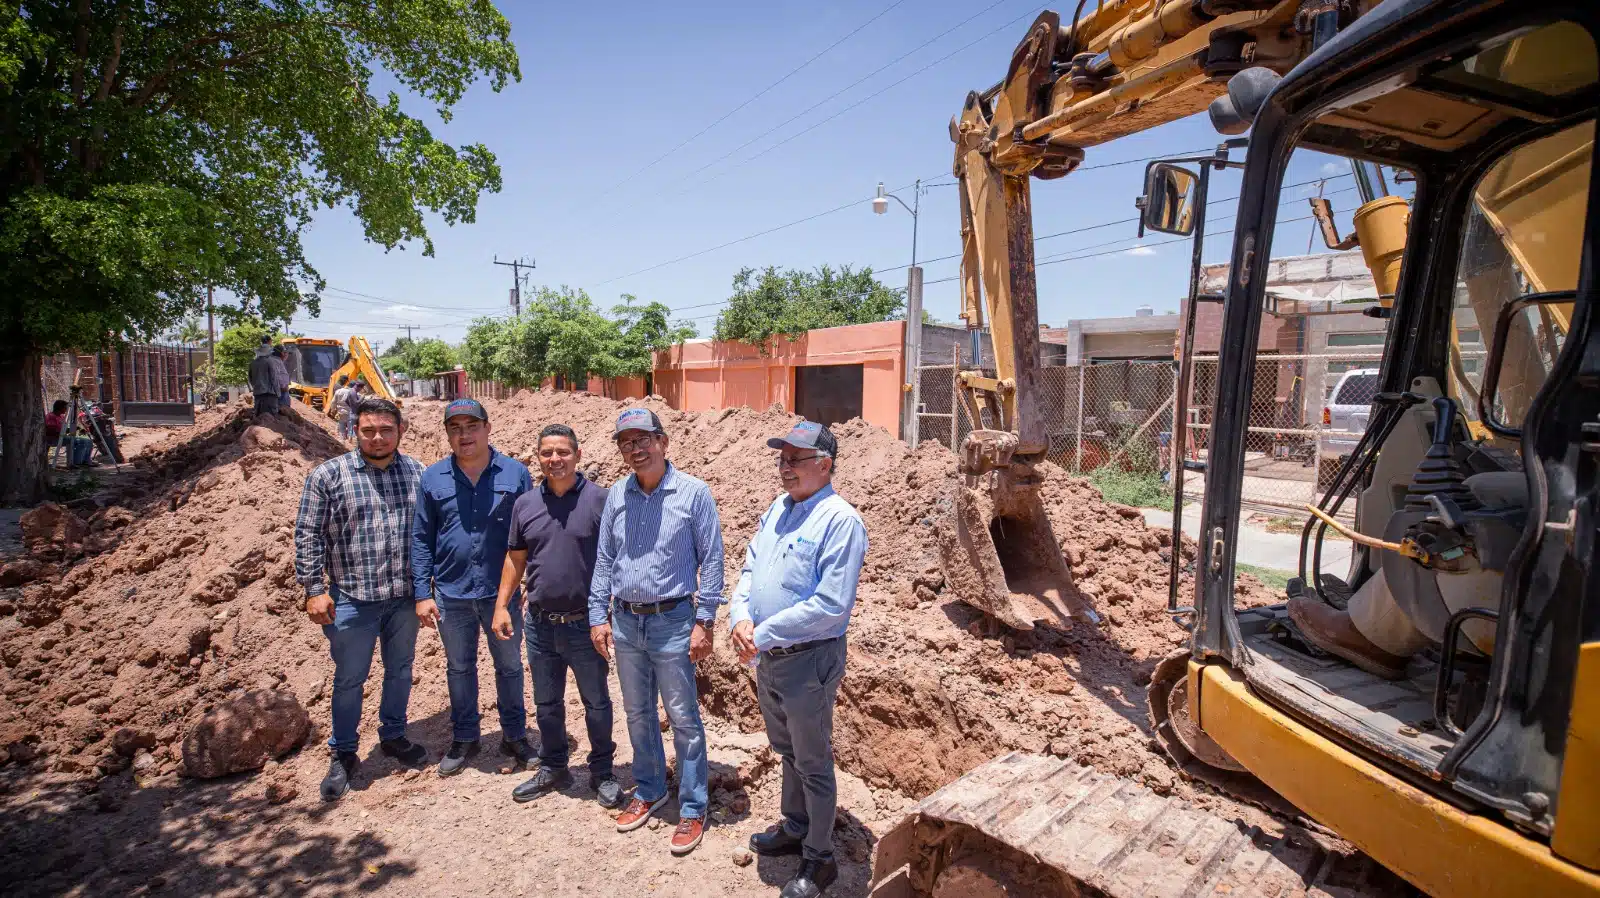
[380, 336, 458, 379]
[0, 0, 520, 502]
[712, 264, 902, 350]
[460, 287, 694, 388]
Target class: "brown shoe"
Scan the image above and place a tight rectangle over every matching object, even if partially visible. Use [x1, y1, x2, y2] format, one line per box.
[1288, 596, 1410, 680]
[670, 817, 705, 856]
[616, 793, 668, 832]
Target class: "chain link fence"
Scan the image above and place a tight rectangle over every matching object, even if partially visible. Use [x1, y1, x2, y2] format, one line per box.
[916, 351, 1390, 514]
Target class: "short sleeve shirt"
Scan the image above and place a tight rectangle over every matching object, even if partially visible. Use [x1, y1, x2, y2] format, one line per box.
[508, 474, 608, 612]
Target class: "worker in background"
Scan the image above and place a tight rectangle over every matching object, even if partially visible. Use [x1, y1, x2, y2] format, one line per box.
[270, 345, 292, 414]
[295, 397, 429, 801]
[411, 398, 537, 776]
[345, 381, 366, 437]
[496, 423, 621, 808]
[248, 335, 280, 418]
[589, 408, 724, 856]
[332, 376, 354, 440]
[44, 400, 95, 467]
[731, 421, 867, 898]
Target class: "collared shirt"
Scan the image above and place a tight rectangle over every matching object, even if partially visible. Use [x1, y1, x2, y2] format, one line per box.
[412, 448, 532, 602]
[588, 462, 726, 627]
[295, 450, 425, 602]
[729, 484, 868, 651]
[508, 474, 607, 613]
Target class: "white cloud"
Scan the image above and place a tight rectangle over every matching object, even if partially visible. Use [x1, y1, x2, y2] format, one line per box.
[1319, 161, 1344, 177]
[369, 304, 431, 319]
[1124, 244, 1156, 257]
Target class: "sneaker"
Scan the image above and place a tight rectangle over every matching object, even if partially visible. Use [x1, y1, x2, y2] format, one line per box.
[437, 740, 477, 777]
[616, 793, 669, 832]
[511, 766, 573, 803]
[379, 736, 429, 767]
[500, 737, 538, 770]
[593, 774, 623, 809]
[320, 752, 359, 802]
[670, 817, 705, 856]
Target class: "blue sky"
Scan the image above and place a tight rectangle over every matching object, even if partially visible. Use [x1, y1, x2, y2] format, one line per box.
[284, 0, 1369, 349]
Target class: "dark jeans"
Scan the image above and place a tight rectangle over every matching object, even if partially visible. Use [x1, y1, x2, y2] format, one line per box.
[436, 597, 527, 743]
[322, 594, 419, 753]
[278, 388, 291, 414]
[758, 636, 847, 861]
[527, 612, 615, 777]
[253, 392, 280, 418]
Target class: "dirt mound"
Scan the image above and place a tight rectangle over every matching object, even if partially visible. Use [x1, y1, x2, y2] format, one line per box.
[400, 390, 1274, 802]
[0, 405, 348, 780]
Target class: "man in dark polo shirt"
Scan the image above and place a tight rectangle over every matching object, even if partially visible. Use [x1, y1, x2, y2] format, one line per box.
[494, 423, 621, 807]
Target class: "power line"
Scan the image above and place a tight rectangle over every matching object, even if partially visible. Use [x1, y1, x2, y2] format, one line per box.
[318, 285, 504, 314]
[578, 0, 913, 211]
[669, 1, 1040, 193]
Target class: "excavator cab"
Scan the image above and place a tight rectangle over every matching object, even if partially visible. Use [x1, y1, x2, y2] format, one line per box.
[1164, 2, 1600, 891]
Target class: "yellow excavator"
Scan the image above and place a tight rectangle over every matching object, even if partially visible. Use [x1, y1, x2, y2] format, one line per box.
[875, 1, 1600, 896]
[278, 336, 401, 418]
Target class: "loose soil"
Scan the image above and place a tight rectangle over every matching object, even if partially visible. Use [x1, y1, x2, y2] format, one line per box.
[0, 390, 1373, 897]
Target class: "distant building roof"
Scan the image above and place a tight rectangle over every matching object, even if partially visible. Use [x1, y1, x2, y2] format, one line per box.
[1201, 250, 1378, 303]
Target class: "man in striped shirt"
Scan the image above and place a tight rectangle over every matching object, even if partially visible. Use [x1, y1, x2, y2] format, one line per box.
[589, 408, 725, 856]
[295, 397, 429, 801]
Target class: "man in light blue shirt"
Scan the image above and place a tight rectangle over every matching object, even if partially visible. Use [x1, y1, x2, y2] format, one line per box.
[729, 421, 867, 898]
[588, 407, 725, 856]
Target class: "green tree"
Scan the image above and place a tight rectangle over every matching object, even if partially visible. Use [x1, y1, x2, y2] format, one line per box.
[712, 265, 901, 351]
[612, 294, 696, 377]
[213, 318, 279, 387]
[167, 316, 208, 347]
[0, 1, 519, 502]
[380, 336, 457, 378]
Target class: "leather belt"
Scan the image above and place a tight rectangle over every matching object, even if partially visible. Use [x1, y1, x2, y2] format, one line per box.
[765, 636, 840, 657]
[537, 609, 587, 624]
[618, 596, 690, 616]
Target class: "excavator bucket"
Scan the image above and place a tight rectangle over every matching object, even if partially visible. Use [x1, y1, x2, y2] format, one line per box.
[934, 436, 1100, 630]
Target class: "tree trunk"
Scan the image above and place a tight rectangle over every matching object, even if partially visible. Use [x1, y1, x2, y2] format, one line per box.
[0, 351, 48, 505]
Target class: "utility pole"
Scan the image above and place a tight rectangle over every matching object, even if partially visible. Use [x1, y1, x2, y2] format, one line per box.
[401, 324, 417, 344]
[493, 255, 536, 315]
[206, 285, 216, 366]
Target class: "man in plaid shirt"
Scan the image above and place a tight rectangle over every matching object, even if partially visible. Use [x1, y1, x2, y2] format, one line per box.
[295, 396, 430, 801]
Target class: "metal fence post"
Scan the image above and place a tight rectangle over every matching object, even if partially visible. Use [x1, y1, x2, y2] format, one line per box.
[1073, 364, 1085, 474]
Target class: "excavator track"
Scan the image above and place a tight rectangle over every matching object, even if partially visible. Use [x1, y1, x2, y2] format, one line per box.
[870, 752, 1412, 898]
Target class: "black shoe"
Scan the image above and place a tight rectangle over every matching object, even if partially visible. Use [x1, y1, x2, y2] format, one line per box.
[750, 823, 805, 857]
[500, 737, 538, 769]
[592, 774, 623, 809]
[379, 737, 428, 767]
[321, 752, 359, 802]
[511, 766, 573, 803]
[438, 740, 478, 777]
[779, 858, 838, 898]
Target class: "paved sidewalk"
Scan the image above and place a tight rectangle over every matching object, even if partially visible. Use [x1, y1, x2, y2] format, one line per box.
[1141, 507, 1352, 577]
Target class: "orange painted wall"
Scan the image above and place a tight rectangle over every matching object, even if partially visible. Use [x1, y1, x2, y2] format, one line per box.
[653, 320, 905, 433]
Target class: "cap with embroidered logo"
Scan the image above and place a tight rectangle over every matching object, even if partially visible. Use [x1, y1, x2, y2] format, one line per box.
[443, 398, 488, 423]
[613, 407, 665, 437]
[766, 420, 837, 458]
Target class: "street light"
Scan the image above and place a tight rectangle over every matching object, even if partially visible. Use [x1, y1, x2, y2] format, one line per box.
[874, 180, 922, 446]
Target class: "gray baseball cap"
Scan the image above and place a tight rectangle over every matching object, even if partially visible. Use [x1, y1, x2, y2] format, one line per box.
[767, 420, 837, 457]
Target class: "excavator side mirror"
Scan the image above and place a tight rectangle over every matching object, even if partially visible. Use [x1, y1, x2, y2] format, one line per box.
[1140, 163, 1199, 236]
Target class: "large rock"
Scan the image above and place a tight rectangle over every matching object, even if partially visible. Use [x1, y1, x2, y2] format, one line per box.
[19, 502, 87, 554]
[182, 689, 310, 779]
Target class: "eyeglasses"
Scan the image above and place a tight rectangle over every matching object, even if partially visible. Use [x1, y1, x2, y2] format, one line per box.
[776, 453, 825, 469]
[616, 435, 657, 453]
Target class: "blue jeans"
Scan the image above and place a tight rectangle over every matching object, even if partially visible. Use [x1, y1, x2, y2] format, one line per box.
[612, 599, 707, 818]
[279, 388, 291, 412]
[436, 597, 527, 743]
[528, 613, 615, 776]
[70, 436, 94, 466]
[322, 594, 419, 753]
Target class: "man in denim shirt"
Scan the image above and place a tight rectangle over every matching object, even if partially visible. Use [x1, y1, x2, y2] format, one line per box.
[730, 421, 867, 898]
[411, 398, 536, 776]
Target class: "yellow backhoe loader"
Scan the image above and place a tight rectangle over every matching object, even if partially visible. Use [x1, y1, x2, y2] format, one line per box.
[876, 1, 1600, 896]
[278, 335, 401, 417]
